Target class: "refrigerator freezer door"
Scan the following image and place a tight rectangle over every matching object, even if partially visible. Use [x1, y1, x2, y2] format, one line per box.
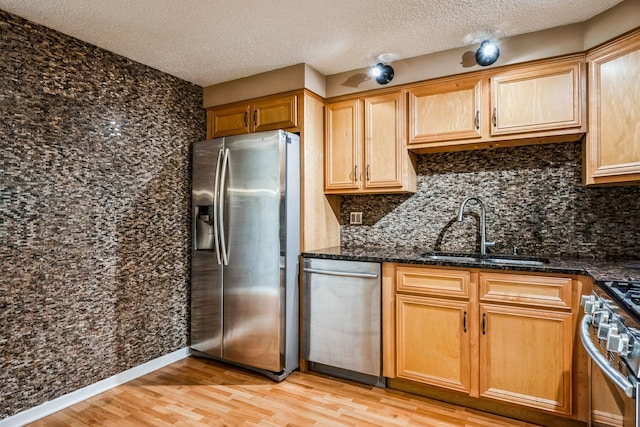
[191, 139, 224, 357]
[221, 131, 284, 372]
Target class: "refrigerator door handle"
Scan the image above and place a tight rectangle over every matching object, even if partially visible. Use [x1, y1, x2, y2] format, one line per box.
[219, 148, 230, 266]
[212, 148, 223, 265]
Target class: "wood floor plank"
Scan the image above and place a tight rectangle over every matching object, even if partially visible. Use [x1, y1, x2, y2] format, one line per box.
[27, 357, 542, 426]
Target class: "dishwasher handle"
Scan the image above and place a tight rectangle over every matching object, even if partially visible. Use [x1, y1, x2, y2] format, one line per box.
[303, 267, 379, 279]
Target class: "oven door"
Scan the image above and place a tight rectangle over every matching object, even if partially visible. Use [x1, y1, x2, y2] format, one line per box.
[580, 314, 640, 427]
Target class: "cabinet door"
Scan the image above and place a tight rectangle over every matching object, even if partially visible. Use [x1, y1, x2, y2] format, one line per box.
[325, 99, 362, 191]
[396, 294, 471, 394]
[210, 104, 251, 137]
[364, 92, 405, 189]
[490, 59, 583, 136]
[253, 95, 298, 133]
[408, 78, 483, 144]
[585, 30, 640, 185]
[479, 304, 572, 414]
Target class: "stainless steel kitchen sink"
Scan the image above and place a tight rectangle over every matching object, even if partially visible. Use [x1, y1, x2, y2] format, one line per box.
[422, 254, 479, 262]
[482, 258, 546, 266]
[421, 253, 549, 267]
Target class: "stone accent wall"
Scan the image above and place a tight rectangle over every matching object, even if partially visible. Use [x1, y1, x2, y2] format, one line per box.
[0, 10, 204, 419]
[342, 141, 640, 259]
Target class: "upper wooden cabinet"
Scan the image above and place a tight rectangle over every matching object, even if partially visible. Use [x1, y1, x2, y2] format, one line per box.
[407, 56, 585, 152]
[408, 77, 484, 145]
[207, 94, 298, 138]
[585, 29, 640, 185]
[490, 58, 583, 136]
[325, 98, 361, 192]
[325, 91, 416, 194]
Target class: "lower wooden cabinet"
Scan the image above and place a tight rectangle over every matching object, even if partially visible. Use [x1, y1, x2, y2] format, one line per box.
[386, 264, 578, 417]
[396, 294, 471, 393]
[479, 303, 573, 413]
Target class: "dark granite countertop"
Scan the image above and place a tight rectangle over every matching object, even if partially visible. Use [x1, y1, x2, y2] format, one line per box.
[302, 246, 640, 283]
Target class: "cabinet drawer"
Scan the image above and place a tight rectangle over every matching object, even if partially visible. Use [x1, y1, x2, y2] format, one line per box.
[396, 266, 470, 299]
[479, 273, 572, 309]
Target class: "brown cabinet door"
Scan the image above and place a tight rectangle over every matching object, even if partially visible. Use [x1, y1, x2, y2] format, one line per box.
[490, 59, 583, 136]
[586, 30, 640, 185]
[252, 95, 298, 132]
[396, 294, 472, 394]
[210, 104, 251, 137]
[325, 99, 362, 191]
[479, 303, 572, 414]
[364, 92, 405, 189]
[408, 78, 483, 144]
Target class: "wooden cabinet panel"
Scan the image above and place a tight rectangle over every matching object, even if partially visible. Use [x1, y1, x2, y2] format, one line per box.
[210, 104, 250, 137]
[396, 266, 471, 299]
[364, 92, 405, 189]
[253, 95, 298, 132]
[479, 273, 572, 310]
[325, 99, 361, 191]
[491, 59, 583, 136]
[409, 78, 483, 144]
[585, 29, 640, 185]
[396, 294, 472, 393]
[479, 304, 573, 414]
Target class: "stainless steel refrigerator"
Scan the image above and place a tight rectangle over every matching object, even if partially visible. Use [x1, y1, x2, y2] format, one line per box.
[190, 129, 300, 381]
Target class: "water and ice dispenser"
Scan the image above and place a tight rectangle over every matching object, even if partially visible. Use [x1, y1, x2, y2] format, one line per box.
[194, 205, 214, 250]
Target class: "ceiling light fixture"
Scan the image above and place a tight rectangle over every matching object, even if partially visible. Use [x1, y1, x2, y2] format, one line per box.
[370, 63, 394, 84]
[475, 40, 500, 66]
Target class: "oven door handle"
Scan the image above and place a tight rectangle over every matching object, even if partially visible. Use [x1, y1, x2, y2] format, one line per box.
[580, 314, 637, 399]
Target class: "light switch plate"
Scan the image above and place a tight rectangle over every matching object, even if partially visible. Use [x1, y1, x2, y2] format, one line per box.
[349, 212, 363, 225]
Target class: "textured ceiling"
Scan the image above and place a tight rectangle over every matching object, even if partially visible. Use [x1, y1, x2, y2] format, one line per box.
[0, 0, 625, 87]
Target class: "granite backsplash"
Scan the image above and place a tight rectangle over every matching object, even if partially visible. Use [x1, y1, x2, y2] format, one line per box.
[341, 141, 640, 259]
[0, 10, 204, 419]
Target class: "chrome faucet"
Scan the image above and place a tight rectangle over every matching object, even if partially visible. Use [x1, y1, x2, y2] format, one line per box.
[457, 197, 495, 255]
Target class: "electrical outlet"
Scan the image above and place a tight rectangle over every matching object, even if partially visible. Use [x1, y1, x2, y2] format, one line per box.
[349, 212, 363, 225]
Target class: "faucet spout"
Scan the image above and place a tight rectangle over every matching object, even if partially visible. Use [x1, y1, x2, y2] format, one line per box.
[457, 197, 495, 255]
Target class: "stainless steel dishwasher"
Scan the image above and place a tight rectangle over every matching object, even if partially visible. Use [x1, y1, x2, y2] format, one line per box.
[302, 257, 384, 386]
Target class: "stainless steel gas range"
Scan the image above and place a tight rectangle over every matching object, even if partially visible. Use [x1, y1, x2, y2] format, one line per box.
[581, 280, 640, 427]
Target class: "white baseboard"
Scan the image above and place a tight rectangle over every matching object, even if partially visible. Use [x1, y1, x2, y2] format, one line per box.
[1, 347, 190, 427]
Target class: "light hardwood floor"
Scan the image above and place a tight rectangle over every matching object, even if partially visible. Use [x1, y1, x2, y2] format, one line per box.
[28, 356, 540, 426]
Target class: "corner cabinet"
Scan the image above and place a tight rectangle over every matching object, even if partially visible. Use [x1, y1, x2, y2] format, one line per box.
[325, 91, 416, 194]
[384, 264, 585, 421]
[585, 29, 640, 185]
[407, 56, 585, 152]
[207, 94, 298, 138]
